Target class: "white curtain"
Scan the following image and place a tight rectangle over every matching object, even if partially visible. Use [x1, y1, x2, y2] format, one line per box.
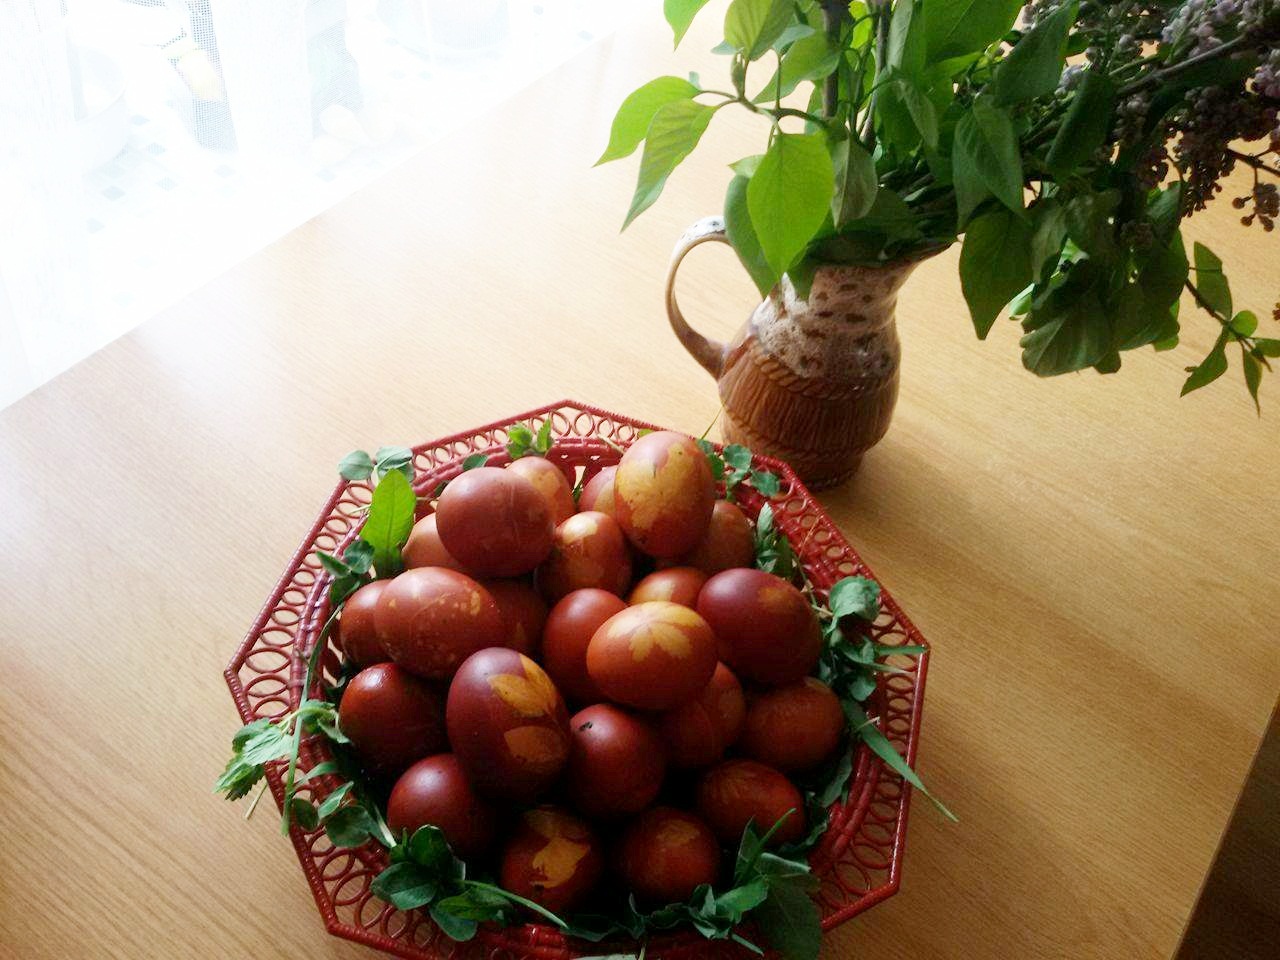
[0, 0, 624, 409]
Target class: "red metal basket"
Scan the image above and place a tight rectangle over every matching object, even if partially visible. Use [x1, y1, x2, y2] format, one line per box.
[224, 400, 932, 959]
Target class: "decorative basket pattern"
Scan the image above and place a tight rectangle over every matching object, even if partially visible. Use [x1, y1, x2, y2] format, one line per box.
[224, 400, 931, 959]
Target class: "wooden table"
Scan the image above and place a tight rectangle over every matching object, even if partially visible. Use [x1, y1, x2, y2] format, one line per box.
[2, 8, 1277, 959]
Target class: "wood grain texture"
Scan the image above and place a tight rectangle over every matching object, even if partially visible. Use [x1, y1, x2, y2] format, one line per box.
[1, 5, 1277, 958]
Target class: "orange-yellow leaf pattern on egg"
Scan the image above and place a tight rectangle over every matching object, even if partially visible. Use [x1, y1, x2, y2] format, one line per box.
[530, 835, 591, 888]
[487, 660, 560, 717]
[628, 619, 693, 662]
[504, 725, 568, 769]
[653, 815, 703, 850]
[617, 443, 701, 532]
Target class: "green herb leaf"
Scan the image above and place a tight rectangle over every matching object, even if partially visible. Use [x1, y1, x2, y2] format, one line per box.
[952, 98, 1023, 224]
[338, 450, 375, 481]
[316, 782, 353, 819]
[724, 0, 794, 61]
[664, 0, 712, 47]
[1255, 338, 1280, 358]
[925, 0, 1021, 62]
[535, 419, 554, 454]
[990, 1, 1076, 106]
[848, 703, 957, 821]
[697, 438, 728, 482]
[371, 862, 438, 911]
[831, 136, 878, 227]
[1181, 332, 1230, 396]
[828, 576, 881, 621]
[754, 884, 822, 960]
[288, 797, 319, 831]
[1242, 347, 1262, 414]
[747, 132, 834, 276]
[298, 759, 340, 782]
[374, 446, 414, 482]
[1193, 242, 1232, 318]
[1231, 310, 1258, 338]
[361, 469, 416, 578]
[960, 207, 1033, 338]
[460, 453, 488, 471]
[623, 100, 717, 229]
[1045, 70, 1117, 179]
[430, 903, 479, 941]
[722, 444, 753, 472]
[597, 76, 700, 165]
[750, 469, 781, 498]
[324, 804, 376, 847]
[506, 423, 535, 458]
[407, 825, 457, 875]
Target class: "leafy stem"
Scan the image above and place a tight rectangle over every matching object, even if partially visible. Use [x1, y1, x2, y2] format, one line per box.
[1117, 33, 1251, 96]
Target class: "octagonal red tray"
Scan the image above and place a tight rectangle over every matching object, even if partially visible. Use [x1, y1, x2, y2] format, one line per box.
[224, 400, 932, 960]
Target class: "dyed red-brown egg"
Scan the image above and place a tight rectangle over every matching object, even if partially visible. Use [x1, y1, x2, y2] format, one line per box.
[628, 567, 707, 608]
[499, 807, 604, 914]
[616, 807, 720, 904]
[446, 648, 571, 802]
[336, 579, 391, 667]
[536, 511, 632, 602]
[386, 754, 498, 859]
[578, 465, 617, 517]
[338, 663, 447, 776]
[566, 704, 666, 819]
[374, 568, 504, 679]
[436, 467, 554, 576]
[676, 500, 756, 575]
[613, 431, 715, 558]
[403, 513, 469, 572]
[483, 579, 547, 656]
[740, 678, 845, 772]
[696, 569, 822, 685]
[586, 601, 717, 711]
[657, 663, 746, 768]
[696, 760, 805, 846]
[507, 456, 575, 525]
[541, 589, 626, 704]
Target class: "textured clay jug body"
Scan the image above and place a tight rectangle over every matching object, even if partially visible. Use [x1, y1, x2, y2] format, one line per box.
[666, 217, 929, 489]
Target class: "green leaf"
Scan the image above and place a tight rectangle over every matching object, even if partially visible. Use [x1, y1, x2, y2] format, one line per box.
[360, 469, 416, 578]
[371, 862, 437, 911]
[990, 1, 1076, 106]
[298, 759, 340, 783]
[407, 825, 456, 874]
[1242, 348, 1262, 414]
[754, 884, 822, 960]
[317, 551, 352, 578]
[343, 539, 375, 574]
[1147, 183, 1185, 247]
[535, 418, 553, 454]
[374, 446, 414, 481]
[753, 30, 839, 102]
[597, 76, 700, 165]
[506, 423, 535, 457]
[1193, 242, 1232, 318]
[1020, 277, 1110, 376]
[1181, 333, 1229, 396]
[725, 170, 777, 296]
[316, 782, 352, 819]
[848, 703, 957, 821]
[952, 98, 1023, 224]
[724, 0, 794, 61]
[1255, 338, 1280, 358]
[459, 453, 488, 472]
[1064, 190, 1120, 260]
[324, 805, 376, 847]
[960, 207, 1034, 338]
[1115, 284, 1180, 351]
[747, 133, 835, 276]
[1093, 351, 1121, 374]
[287, 797, 319, 831]
[828, 576, 881, 621]
[338, 450, 374, 481]
[430, 903, 480, 940]
[723, 444, 753, 471]
[1045, 70, 1117, 179]
[715, 878, 771, 920]
[879, 70, 939, 152]
[925, 0, 1021, 62]
[1139, 230, 1189, 307]
[623, 100, 717, 229]
[750, 469, 781, 498]
[831, 136, 878, 226]
[1028, 199, 1068, 282]
[1231, 310, 1258, 337]
[886, 0, 925, 77]
[664, 0, 712, 47]
[697, 438, 728, 482]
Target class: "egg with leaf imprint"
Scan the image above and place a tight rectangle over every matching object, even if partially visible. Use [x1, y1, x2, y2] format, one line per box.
[374, 567, 504, 680]
[507, 456, 576, 525]
[577, 465, 618, 518]
[446, 648, 570, 802]
[613, 431, 715, 558]
[616, 806, 720, 904]
[537, 511, 633, 602]
[669, 499, 756, 575]
[499, 806, 604, 913]
[586, 601, 717, 711]
[541, 588, 626, 705]
[436, 467, 554, 576]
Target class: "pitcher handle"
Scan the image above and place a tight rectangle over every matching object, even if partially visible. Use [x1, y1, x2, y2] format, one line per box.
[665, 216, 732, 379]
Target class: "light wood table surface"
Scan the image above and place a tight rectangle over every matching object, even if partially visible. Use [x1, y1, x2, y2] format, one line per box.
[2, 6, 1277, 959]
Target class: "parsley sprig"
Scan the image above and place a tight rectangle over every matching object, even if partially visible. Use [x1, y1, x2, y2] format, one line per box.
[697, 441, 782, 501]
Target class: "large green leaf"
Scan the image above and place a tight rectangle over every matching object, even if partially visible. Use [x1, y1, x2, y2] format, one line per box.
[751, 30, 840, 102]
[1020, 288, 1111, 375]
[622, 100, 716, 229]
[878, 68, 939, 152]
[597, 76, 699, 165]
[952, 97, 1023, 223]
[1028, 198, 1068, 281]
[1045, 70, 1117, 178]
[725, 166, 778, 296]
[746, 132, 834, 276]
[1064, 189, 1120, 260]
[1192, 242, 1232, 318]
[960, 208, 1033, 339]
[754, 884, 822, 960]
[1181, 332, 1229, 396]
[925, 0, 1022, 62]
[887, 0, 926, 76]
[725, 0, 794, 61]
[990, 1, 1076, 106]
[831, 136, 878, 227]
[664, 0, 712, 47]
[1138, 230, 1189, 307]
[360, 469, 416, 578]
[1114, 284, 1180, 351]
